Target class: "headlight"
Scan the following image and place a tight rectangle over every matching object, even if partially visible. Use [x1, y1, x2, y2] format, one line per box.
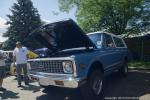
[62, 61, 73, 73]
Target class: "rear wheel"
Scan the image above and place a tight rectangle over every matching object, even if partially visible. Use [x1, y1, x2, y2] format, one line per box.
[81, 70, 103, 100]
[118, 61, 128, 76]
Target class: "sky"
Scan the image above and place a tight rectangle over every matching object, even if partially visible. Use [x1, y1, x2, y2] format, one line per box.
[0, 0, 76, 42]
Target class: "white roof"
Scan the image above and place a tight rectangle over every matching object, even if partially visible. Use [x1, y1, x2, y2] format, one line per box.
[87, 31, 122, 39]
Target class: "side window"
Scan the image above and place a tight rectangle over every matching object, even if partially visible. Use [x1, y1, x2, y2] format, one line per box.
[104, 34, 115, 48]
[88, 33, 102, 48]
[113, 37, 125, 47]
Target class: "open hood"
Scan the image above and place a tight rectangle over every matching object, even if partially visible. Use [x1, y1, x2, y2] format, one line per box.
[30, 19, 96, 51]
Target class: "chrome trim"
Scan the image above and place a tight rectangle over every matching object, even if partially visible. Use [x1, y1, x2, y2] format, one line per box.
[28, 56, 77, 77]
[29, 73, 86, 88]
[28, 57, 74, 62]
[72, 60, 77, 77]
[29, 60, 64, 73]
[29, 71, 74, 76]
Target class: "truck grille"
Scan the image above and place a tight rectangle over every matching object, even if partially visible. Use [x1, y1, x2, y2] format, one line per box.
[29, 60, 64, 74]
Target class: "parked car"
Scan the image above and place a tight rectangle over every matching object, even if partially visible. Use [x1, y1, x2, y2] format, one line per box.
[28, 19, 129, 100]
[3, 50, 13, 74]
[0, 50, 7, 74]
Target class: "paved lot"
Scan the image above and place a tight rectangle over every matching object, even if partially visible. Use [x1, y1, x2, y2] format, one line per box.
[0, 70, 150, 100]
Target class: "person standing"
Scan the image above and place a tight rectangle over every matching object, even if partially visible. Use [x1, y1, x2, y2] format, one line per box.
[0, 44, 6, 91]
[13, 42, 29, 87]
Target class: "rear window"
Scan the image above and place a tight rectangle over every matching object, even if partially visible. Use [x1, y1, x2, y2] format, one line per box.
[113, 37, 125, 47]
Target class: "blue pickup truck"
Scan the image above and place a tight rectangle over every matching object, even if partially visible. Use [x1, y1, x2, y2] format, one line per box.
[28, 19, 128, 100]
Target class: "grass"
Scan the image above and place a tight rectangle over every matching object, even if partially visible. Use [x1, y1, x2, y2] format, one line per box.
[128, 60, 150, 70]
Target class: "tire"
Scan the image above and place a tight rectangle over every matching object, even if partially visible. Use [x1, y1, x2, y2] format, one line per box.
[80, 70, 103, 100]
[118, 61, 128, 76]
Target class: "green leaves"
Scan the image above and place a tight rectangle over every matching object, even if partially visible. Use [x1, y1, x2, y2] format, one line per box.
[59, 0, 148, 36]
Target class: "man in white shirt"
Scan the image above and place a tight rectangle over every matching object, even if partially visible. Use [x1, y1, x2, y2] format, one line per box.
[13, 42, 29, 87]
[0, 49, 6, 91]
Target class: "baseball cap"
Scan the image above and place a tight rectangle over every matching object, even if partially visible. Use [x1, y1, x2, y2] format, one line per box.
[16, 41, 22, 45]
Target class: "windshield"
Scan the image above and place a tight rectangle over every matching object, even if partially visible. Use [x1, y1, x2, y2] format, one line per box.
[88, 33, 102, 48]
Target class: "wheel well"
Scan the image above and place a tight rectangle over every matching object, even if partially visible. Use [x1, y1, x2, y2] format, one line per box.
[87, 61, 104, 78]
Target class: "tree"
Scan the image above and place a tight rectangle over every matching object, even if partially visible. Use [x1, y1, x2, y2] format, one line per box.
[3, 0, 42, 50]
[59, 0, 149, 36]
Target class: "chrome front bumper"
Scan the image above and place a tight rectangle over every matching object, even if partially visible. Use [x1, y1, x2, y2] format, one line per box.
[29, 72, 86, 88]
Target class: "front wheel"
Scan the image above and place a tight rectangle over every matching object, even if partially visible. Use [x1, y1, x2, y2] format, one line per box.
[81, 70, 103, 100]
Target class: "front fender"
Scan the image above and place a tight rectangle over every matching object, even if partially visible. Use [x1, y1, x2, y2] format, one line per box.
[74, 50, 104, 78]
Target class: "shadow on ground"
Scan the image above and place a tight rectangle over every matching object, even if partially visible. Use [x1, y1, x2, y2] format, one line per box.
[0, 90, 19, 99]
[20, 84, 41, 93]
[36, 70, 150, 100]
[10, 76, 41, 93]
[103, 70, 150, 99]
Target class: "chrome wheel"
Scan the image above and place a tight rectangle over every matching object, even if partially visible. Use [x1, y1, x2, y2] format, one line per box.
[124, 63, 128, 73]
[92, 77, 103, 95]
[81, 70, 103, 100]
[118, 61, 128, 76]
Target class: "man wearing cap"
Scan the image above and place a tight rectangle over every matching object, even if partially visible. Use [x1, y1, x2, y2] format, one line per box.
[13, 42, 29, 87]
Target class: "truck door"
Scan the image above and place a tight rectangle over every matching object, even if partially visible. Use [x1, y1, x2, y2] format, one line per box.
[101, 33, 118, 70]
